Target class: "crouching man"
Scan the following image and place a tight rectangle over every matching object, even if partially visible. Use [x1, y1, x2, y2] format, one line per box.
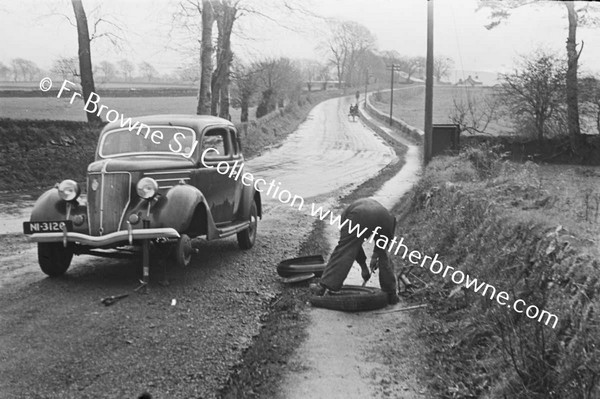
[310, 198, 400, 305]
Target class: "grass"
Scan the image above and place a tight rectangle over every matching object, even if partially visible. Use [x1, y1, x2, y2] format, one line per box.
[392, 146, 600, 398]
[0, 96, 257, 124]
[371, 85, 513, 135]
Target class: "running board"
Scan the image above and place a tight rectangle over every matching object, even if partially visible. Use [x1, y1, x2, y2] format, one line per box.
[217, 221, 250, 238]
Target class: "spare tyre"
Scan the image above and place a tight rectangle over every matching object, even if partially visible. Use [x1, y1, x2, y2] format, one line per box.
[309, 285, 388, 312]
[277, 255, 326, 277]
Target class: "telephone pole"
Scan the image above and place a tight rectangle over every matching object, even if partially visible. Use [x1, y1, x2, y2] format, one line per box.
[424, 0, 434, 165]
[387, 64, 402, 126]
[364, 68, 369, 107]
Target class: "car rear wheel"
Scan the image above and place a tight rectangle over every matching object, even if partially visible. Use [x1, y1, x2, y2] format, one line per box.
[175, 234, 193, 267]
[38, 243, 74, 277]
[237, 199, 257, 250]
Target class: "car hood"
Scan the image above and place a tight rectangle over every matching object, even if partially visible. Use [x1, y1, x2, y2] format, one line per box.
[88, 156, 196, 173]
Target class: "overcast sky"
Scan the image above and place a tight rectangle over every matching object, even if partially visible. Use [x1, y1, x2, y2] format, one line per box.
[1, 0, 599, 82]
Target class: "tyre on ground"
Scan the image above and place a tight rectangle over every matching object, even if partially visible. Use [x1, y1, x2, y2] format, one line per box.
[309, 285, 389, 312]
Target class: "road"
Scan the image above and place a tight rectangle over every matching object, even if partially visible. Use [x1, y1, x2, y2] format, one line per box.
[0, 96, 397, 398]
[281, 102, 425, 399]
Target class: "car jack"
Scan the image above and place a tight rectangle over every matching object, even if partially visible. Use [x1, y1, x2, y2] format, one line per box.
[135, 220, 151, 293]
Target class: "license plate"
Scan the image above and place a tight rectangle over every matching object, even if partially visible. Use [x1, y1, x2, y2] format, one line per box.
[23, 221, 73, 234]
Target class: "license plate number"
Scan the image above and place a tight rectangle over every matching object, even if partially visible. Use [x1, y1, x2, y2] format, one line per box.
[23, 221, 73, 234]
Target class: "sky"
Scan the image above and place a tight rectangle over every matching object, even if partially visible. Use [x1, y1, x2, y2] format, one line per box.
[1, 0, 599, 84]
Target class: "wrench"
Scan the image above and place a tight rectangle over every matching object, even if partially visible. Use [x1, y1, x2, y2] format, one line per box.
[100, 293, 129, 306]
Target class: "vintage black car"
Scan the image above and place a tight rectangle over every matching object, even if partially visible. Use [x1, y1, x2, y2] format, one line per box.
[24, 114, 261, 278]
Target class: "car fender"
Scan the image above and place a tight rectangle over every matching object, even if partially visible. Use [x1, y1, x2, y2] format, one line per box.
[30, 188, 67, 221]
[153, 184, 218, 236]
[29, 188, 89, 234]
[238, 184, 262, 220]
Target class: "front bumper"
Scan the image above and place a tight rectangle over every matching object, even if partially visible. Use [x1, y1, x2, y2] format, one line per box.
[26, 228, 180, 247]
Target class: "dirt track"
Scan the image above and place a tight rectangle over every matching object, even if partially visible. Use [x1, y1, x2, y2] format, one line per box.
[0, 96, 396, 398]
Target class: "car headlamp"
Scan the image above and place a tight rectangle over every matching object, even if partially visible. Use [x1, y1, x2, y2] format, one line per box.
[58, 179, 80, 201]
[137, 177, 158, 199]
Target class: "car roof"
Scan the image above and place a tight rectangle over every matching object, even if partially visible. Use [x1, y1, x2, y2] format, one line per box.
[102, 114, 235, 133]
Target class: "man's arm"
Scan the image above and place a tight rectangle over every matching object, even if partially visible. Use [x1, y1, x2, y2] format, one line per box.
[356, 247, 371, 282]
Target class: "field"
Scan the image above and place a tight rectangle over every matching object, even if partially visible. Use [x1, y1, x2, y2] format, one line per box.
[0, 96, 256, 123]
[0, 81, 196, 91]
[372, 85, 513, 135]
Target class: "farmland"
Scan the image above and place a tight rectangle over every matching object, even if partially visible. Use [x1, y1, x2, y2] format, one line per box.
[371, 85, 514, 135]
[0, 96, 255, 123]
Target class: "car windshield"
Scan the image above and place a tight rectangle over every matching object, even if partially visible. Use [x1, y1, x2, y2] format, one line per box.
[99, 126, 197, 158]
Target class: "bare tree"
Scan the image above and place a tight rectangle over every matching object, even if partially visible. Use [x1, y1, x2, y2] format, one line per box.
[178, 64, 200, 82]
[211, 0, 238, 119]
[254, 57, 302, 118]
[0, 62, 10, 81]
[138, 62, 158, 82]
[71, 0, 101, 123]
[479, 0, 600, 155]
[96, 60, 116, 83]
[296, 59, 323, 92]
[10, 58, 40, 81]
[500, 51, 566, 142]
[321, 20, 376, 90]
[450, 88, 500, 135]
[580, 76, 600, 135]
[51, 57, 79, 80]
[117, 59, 135, 81]
[433, 56, 454, 83]
[174, 0, 320, 116]
[197, 0, 215, 114]
[231, 61, 259, 122]
[396, 56, 425, 82]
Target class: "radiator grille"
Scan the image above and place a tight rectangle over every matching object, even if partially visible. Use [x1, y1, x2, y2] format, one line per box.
[87, 172, 131, 236]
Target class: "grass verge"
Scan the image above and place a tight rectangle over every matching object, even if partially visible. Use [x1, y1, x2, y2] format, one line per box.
[392, 145, 600, 398]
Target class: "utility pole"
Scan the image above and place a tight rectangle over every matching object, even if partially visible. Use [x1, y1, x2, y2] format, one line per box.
[364, 68, 369, 107]
[389, 63, 395, 126]
[424, 0, 434, 165]
[387, 64, 402, 126]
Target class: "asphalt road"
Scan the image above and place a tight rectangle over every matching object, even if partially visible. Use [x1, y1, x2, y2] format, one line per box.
[0, 96, 395, 398]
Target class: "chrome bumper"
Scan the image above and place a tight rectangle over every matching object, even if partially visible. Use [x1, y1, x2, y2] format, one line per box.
[26, 228, 180, 247]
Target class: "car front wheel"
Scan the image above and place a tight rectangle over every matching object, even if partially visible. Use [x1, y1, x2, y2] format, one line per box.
[38, 243, 74, 277]
[237, 199, 257, 250]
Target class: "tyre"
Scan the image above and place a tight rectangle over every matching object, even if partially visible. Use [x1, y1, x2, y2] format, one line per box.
[175, 234, 193, 267]
[237, 199, 257, 250]
[38, 243, 74, 277]
[309, 285, 388, 312]
[277, 255, 326, 277]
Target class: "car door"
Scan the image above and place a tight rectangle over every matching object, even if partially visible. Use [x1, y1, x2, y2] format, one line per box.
[195, 126, 237, 224]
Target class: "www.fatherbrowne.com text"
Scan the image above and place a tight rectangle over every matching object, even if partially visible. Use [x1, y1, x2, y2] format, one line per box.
[199, 148, 559, 329]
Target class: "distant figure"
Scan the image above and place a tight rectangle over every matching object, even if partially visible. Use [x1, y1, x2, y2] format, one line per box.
[355, 90, 360, 102]
[349, 104, 358, 121]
